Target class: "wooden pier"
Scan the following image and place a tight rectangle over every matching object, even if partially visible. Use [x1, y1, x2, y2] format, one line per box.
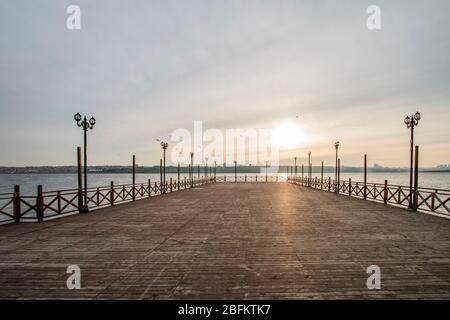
[1, 182, 450, 299]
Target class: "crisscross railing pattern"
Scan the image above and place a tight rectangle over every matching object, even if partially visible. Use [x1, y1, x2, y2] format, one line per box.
[0, 177, 214, 224]
[0, 192, 14, 224]
[2, 174, 448, 225]
[288, 177, 450, 217]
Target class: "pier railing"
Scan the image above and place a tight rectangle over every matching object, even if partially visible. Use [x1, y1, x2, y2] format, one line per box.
[288, 177, 450, 217]
[2, 174, 448, 225]
[0, 177, 214, 225]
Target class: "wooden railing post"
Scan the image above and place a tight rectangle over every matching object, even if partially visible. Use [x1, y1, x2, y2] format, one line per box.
[328, 177, 331, 191]
[178, 162, 180, 190]
[349, 178, 352, 196]
[36, 185, 44, 222]
[57, 191, 62, 213]
[337, 159, 340, 194]
[132, 155, 136, 201]
[321, 161, 324, 190]
[431, 190, 436, 211]
[170, 178, 173, 192]
[160, 159, 163, 194]
[363, 154, 367, 200]
[110, 181, 114, 205]
[13, 185, 21, 223]
[384, 180, 388, 204]
[414, 145, 419, 211]
[309, 164, 312, 187]
[188, 164, 191, 187]
[148, 179, 151, 197]
[77, 146, 83, 213]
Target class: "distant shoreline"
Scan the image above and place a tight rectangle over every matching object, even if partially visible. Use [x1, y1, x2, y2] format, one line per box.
[1, 166, 449, 174]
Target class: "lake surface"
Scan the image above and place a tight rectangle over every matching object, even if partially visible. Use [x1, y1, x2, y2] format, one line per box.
[1, 172, 449, 195]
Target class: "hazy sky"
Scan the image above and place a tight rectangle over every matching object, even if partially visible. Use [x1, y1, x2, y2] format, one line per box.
[1, 0, 449, 167]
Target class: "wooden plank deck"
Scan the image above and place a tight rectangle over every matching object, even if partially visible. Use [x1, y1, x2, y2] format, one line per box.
[0, 183, 449, 299]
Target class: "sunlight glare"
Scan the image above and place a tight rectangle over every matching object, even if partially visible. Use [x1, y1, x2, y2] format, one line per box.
[271, 123, 306, 150]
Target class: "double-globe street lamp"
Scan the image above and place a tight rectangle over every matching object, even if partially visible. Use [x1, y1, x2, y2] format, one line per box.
[74, 112, 96, 212]
[159, 141, 168, 194]
[404, 112, 421, 210]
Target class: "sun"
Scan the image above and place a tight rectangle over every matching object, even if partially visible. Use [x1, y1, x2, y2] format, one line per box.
[271, 123, 306, 150]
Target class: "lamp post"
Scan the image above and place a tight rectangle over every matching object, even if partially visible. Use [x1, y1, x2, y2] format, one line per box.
[74, 113, 96, 212]
[265, 161, 269, 181]
[160, 141, 168, 194]
[205, 157, 208, 178]
[308, 152, 311, 186]
[334, 141, 340, 183]
[404, 112, 421, 210]
[234, 160, 237, 182]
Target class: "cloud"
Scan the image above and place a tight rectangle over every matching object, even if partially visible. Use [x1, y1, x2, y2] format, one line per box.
[0, 0, 449, 166]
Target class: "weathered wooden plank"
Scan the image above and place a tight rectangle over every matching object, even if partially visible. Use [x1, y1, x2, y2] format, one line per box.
[0, 183, 449, 299]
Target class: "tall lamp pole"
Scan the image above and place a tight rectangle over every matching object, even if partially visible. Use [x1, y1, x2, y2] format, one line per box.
[308, 152, 311, 186]
[159, 141, 168, 194]
[404, 112, 421, 210]
[74, 112, 96, 212]
[334, 141, 340, 182]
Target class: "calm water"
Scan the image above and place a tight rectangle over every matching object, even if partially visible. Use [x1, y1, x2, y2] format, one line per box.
[0, 172, 450, 195]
